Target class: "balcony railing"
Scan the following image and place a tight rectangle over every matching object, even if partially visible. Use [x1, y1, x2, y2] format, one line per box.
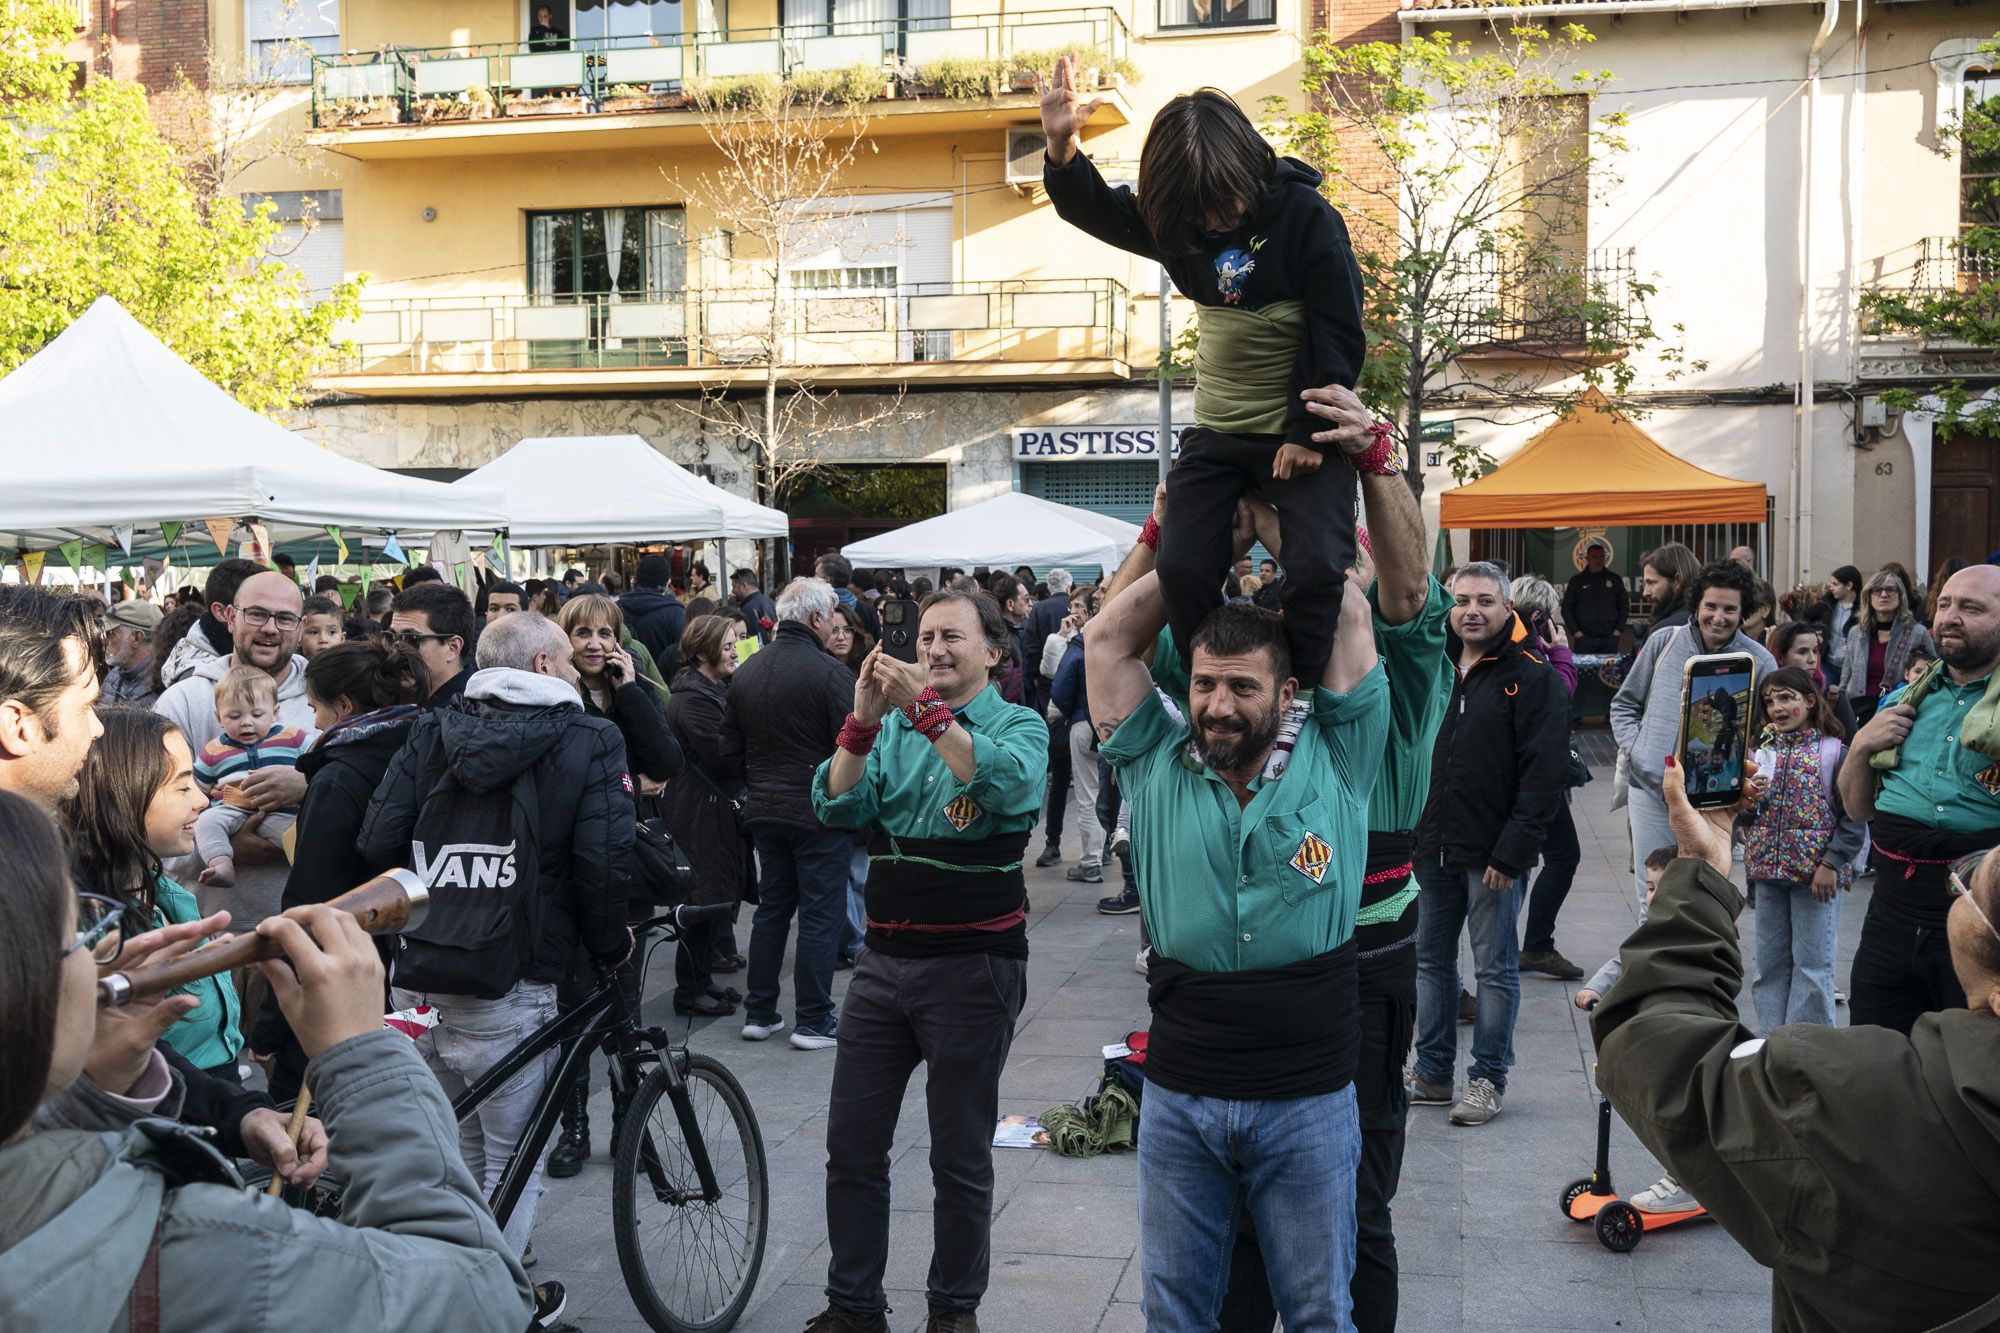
[1450, 247, 1645, 349]
[309, 10, 1129, 130]
[327, 279, 1129, 377]
[1898, 234, 2000, 294]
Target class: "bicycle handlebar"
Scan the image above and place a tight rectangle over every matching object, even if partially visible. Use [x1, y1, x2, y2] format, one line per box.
[638, 901, 738, 935]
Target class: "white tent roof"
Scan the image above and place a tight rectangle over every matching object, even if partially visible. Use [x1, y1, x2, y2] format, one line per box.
[0, 298, 508, 552]
[454, 435, 789, 545]
[840, 491, 1140, 571]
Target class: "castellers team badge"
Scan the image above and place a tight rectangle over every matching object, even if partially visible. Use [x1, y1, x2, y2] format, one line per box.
[943, 794, 983, 831]
[1290, 832, 1333, 885]
[1979, 763, 2000, 798]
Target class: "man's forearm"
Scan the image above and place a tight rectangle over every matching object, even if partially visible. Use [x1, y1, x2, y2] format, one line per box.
[1102, 531, 1157, 606]
[826, 747, 868, 797]
[932, 722, 978, 783]
[1361, 470, 1427, 626]
[1837, 747, 1878, 823]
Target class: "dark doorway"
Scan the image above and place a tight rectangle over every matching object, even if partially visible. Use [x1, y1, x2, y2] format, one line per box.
[1932, 432, 2000, 562]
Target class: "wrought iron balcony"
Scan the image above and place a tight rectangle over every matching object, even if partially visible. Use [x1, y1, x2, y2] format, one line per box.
[1449, 247, 1645, 352]
[1896, 234, 2000, 294]
[325, 279, 1129, 384]
[308, 10, 1129, 131]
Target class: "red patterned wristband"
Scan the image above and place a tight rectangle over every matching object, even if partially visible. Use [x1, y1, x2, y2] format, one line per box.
[902, 687, 955, 742]
[1354, 422, 1399, 476]
[837, 713, 882, 755]
[1138, 513, 1161, 552]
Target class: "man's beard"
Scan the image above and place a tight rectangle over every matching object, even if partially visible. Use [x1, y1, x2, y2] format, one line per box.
[1939, 621, 2000, 673]
[1196, 699, 1282, 773]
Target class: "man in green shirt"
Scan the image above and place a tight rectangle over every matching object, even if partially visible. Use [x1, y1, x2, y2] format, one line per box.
[1088, 536, 1387, 1330]
[807, 587, 1048, 1333]
[1839, 563, 2000, 1034]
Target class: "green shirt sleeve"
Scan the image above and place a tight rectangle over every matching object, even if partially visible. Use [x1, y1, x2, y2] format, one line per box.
[1367, 578, 1452, 833]
[812, 747, 882, 829]
[1100, 685, 1187, 780]
[957, 703, 1050, 817]
[1310, 662, 1391, 803]
[1149, 627, 1189, 699]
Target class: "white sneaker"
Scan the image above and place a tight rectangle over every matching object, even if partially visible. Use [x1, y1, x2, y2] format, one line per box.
[741, 1016, 787, 1041]
[1630, 1173, 1697, 1214]
[1447, 1077, 1503, 1126]
[789, 1027, 838, 1051]
[1109, 802, 1131, 858]
[1134, 946, 1151, 977]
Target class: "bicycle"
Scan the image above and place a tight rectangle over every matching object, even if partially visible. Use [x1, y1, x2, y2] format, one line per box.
[264, 901, 769, 1333]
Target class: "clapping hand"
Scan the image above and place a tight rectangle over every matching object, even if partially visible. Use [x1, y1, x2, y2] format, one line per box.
[866, 647, 931, 711]
[853, 645, 891, 723]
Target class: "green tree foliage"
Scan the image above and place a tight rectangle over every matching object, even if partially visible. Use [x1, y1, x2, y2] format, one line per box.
[1862, 38, 2000, 437]
[1264, 21, 1697, 493]
[0, 0, 359, 413]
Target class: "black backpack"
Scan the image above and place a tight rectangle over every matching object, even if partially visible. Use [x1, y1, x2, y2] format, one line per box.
[395, 764, 545, 999]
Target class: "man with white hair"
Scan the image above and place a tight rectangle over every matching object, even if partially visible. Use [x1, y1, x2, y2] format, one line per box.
[721, 577, 859, 1050]
[361, 610, 634, 1327]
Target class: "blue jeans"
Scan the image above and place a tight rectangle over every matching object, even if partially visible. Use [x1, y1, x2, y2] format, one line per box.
[1626, 785, 1673, 914]
[1138, 1081, 1360, 1332]
[842, 844, 868, 958]
[1752, 878, 1842, 1030]
[1414, 862, 1524, 1093]
[746, 824, 852, 1034]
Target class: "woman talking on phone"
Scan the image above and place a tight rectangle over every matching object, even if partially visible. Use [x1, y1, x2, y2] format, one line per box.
[0, 791, 532, 1330]
[557, 595, 681, 810]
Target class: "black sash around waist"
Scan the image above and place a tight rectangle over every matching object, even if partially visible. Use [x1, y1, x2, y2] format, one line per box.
[1870, 813, 2000, 922]
[1145, 942, 1360, 1101]
[863, 829, 1030, 959]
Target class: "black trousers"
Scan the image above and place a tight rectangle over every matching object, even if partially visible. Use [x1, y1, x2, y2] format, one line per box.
[1159, 426, 1358, 685]
[674, 916, 726, 1004]
[1571, 631, 1620, 654]
[824, 949, 1027, 1317]
[1219, 945, 1417, 1333]
[1849, 900, 1965, 1035]
[1043, 715, 1073, 843]
[1521, 797, 1582, 955]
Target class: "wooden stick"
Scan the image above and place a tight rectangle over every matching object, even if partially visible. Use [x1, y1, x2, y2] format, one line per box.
[266, 1085, 313, 1197]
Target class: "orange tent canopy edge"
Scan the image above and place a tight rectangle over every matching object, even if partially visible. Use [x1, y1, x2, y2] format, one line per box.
[1436, 388, 1769, 529]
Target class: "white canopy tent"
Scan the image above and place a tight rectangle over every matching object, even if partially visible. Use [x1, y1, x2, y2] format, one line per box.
[840, 491, 1140, 572]
[0, 298, 507, 555]
[453, 435, 789, 546]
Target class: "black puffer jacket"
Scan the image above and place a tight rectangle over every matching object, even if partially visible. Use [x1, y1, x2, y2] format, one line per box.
[719, 620, 851, 831]
[359, 668, 634, 982]
[1416, 615, 1571, 879]
[619, 589, 686, 678]
[662, 668, 752, 906]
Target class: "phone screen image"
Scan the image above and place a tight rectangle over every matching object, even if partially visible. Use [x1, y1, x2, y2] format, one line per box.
[1681, 660, 1755, 807]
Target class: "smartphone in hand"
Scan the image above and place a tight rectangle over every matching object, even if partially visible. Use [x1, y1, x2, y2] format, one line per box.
[1677, 652, 1757, 809]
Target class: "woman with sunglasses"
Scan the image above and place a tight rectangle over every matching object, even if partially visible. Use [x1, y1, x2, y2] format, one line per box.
[1591, 754, 2000, 1332]
[59, 709, 244, 1081]
[0, 790, 534, 1329]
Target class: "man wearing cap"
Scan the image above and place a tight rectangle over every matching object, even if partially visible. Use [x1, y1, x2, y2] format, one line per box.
[1562, 539, 1629, 653]
[102, 600, 164, 706]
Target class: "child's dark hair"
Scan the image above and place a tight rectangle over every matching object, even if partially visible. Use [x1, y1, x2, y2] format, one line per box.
[1138, 89, 1274, 257]
[1759, 666, 1844, 740]
[1643, 846, 1677, 873]
[304, 595, 341, 619]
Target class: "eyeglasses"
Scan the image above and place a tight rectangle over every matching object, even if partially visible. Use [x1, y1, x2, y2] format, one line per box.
[1870, 587, 1901, 598]
[67, 892, 133, 962]
[388, 630, 450, 650]
[1949, 851, 2000, 946]
[237, 606, 302, 631]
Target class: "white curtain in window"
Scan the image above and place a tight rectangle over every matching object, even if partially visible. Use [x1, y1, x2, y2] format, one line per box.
[530, 216, 557, 299]
[604, 208, 626, 304]
[645, 209, 686, 297]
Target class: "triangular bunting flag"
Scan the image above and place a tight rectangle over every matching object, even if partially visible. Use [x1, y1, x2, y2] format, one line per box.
[82, 545, 107, 574]
[382, 534, 408, 566]
[142, 556, 164, 578]
[454, 562, 467, 586]
[57, 539, 83, 571]
[21, 551, 44, 584]
[471, 549, 489, 574]
[327, 525, 349, 565]
[337, 583, 362, 611]
[306, 555, 320, 588]
[248, 523, 273, 566]
[119, 568, 135, 589]
[203, 518, 234, 557]
[112, 525, 135, 557]
[161, 520, 184, 548]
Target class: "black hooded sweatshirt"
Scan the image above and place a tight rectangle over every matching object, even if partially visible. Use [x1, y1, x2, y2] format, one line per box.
[1043, 148, 1366, 451]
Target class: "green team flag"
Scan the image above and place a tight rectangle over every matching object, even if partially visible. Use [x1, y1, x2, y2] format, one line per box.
[337, 583, 362, 611]
[82, 545, 107, 573]
[161, 521, 184, 548]
[327, 525, 348, 565]
[57, 539, 83, 571]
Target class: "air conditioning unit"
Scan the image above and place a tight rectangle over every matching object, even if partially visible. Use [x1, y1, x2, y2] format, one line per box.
[1004, 129, 1049, 186]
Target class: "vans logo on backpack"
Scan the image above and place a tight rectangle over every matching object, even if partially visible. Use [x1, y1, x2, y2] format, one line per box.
[413, 840, 519, 890]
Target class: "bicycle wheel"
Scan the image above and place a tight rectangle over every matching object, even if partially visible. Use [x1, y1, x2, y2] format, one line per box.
[612, 1051, 768, 1333]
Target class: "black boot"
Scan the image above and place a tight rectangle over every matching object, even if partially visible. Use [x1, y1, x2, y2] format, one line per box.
[547, 1080, 590, 1179]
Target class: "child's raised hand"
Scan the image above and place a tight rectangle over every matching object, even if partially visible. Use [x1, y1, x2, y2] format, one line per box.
[1035, 54, 1103, 166]
[1272, 443, 1322, 480]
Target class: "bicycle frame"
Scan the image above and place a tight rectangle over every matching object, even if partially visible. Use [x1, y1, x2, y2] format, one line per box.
[448, 951, 725, 1228]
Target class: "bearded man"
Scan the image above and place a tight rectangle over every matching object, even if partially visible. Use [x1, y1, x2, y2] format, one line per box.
[1404, 562, 1570, 1128]
[1085, 567, 1388, 1331]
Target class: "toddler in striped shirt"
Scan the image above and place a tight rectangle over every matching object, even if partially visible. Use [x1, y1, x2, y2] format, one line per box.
[193, 665, 313, 888]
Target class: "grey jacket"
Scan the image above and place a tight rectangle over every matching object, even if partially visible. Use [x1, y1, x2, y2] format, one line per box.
[1609, 623, 1776, 797]
[1835, 619, 1934, 703]
[0, 1030, 531, 1333]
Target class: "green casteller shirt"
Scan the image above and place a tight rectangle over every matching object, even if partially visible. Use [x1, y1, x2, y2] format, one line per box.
[812, 684, 1049, 838]
[1873, 673, 2000, 835]
[1146, 577, 1449, 836]
[1101, 664, 1390, 972]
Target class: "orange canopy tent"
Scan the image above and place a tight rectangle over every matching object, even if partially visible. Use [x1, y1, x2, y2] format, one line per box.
[1436, 388, 1768, 529]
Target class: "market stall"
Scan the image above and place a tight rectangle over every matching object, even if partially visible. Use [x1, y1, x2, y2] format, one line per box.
[839, 491, 1141, 574]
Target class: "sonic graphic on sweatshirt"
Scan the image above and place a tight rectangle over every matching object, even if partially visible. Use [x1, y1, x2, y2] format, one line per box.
[1214, 248, 1255, 305]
